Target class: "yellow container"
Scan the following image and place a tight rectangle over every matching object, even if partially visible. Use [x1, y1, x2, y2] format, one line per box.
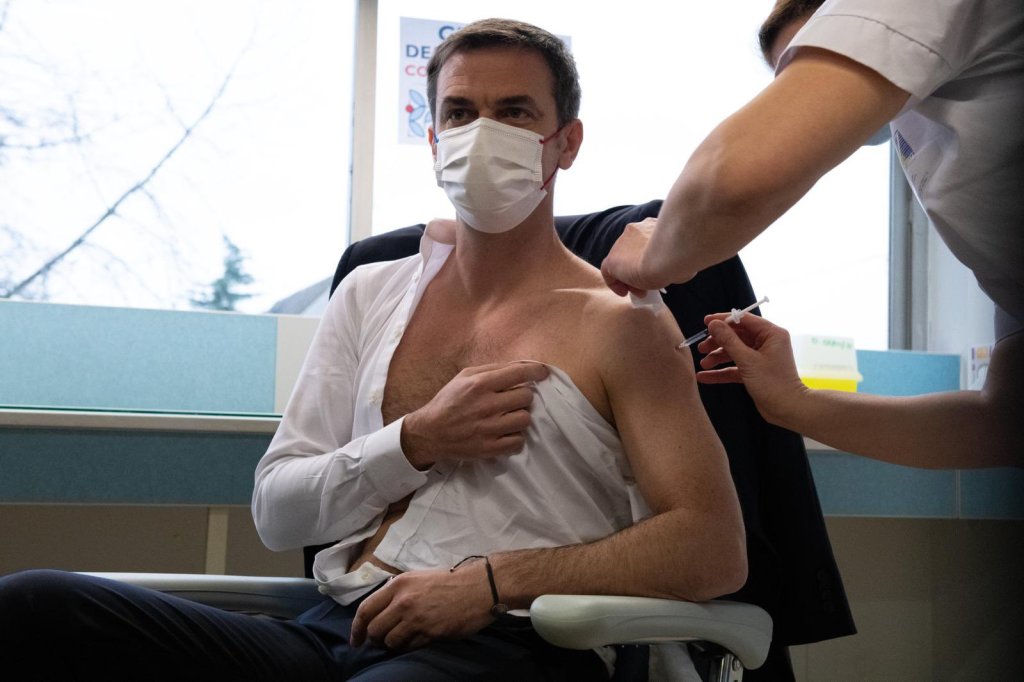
[792, 335, 863, 393]
[800, 376, 860, 392]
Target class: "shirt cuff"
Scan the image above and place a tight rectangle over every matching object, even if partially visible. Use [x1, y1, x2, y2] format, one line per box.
[361, 416, 429, 501]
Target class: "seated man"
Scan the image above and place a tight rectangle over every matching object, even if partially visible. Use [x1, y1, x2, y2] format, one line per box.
[0, 18, 745, 681]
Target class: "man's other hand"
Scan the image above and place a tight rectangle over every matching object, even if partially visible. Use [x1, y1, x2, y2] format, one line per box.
[349, 564, 495, 650]
[401, 361, 549, 469]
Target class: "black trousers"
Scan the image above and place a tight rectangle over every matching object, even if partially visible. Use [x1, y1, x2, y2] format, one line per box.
[0, 569, 610, 681]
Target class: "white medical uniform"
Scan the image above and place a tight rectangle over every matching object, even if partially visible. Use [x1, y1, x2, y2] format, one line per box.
[779, 0, 1024, 336]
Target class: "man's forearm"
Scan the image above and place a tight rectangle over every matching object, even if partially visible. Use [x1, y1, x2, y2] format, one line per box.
[487, 507, 747, 610]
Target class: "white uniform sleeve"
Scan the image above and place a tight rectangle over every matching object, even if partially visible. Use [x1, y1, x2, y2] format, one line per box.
[777, 0, 986, 99]
[252, 270, 428, 552]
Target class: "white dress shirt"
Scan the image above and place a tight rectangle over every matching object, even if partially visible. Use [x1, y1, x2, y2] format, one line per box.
[252, 229, 651, 603]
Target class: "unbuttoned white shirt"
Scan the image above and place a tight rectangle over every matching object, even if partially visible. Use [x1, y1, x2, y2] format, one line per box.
[252, 229, 651, 604]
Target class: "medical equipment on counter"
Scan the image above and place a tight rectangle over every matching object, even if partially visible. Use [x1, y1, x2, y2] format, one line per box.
[677, 296, 769, 349]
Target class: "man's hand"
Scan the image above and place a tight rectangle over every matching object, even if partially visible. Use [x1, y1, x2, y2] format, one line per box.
[695, 313, 809, 426]
[349, 563, 495, 650]
[600, 218, 697, 296]
[401, 362, 549, 469]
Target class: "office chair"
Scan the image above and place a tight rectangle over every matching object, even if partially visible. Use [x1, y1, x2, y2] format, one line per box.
[88, 200, 853, 681]
[82, 572, 771, 682]
[319, 201, 856, 678]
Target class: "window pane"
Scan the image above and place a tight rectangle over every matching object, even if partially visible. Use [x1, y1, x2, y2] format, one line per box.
[0, 0, 354, 314]
[372, 1, 890, 349]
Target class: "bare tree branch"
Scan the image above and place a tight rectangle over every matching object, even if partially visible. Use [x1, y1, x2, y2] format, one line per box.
[1, 132, 87, 151]
[1, 96, 92, 167]
[1, 68, 235, 299]
[80, 240, 168, 304]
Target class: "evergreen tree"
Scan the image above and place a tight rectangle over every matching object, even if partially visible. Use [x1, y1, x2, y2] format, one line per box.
[191, 235, 255, 311]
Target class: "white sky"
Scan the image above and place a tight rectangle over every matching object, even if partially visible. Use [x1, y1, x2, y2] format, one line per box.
[1, 0, 354, 312]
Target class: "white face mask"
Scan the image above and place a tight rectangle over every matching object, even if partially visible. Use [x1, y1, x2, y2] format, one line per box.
[433, 118, 558, 234]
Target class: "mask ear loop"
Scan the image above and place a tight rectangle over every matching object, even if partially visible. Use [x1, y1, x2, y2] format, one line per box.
[539, 126, 562, 144]
[539, 123, 567, 190]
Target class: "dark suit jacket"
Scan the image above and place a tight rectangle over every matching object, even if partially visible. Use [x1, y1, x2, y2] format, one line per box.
[320, 200, 856, 679]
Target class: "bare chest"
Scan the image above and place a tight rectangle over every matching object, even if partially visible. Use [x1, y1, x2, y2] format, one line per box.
[380, 295, 609, 425]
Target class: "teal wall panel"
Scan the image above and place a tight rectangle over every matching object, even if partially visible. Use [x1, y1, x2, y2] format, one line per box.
[0, 428, 271, 505]
[3, 304, 1016, 518]
[856, 349, 960, 396]
[810, 451, 957, 518]
[959, 468, 1024, 520]
[0, 301, 277, 414]
[811, 349, 962, 518]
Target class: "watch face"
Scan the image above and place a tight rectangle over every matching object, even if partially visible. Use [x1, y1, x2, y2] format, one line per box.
[490, 603, 509, 617]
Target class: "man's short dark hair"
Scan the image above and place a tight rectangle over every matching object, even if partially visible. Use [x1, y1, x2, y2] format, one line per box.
[758, 0, 826, 64]
[426, 18, 581, 128]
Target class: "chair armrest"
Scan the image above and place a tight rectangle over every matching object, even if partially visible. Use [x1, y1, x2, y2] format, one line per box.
[530, 595, 772, 671]
[82, 573, 323, 620]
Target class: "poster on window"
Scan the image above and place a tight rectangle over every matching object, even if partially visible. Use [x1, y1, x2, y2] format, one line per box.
[398, 18, 571, 145]
[399, 17, 462, 145]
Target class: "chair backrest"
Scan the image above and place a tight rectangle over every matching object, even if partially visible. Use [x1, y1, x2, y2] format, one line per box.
[313, 200, 856, 679]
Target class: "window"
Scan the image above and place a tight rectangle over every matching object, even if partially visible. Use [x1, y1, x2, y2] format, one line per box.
[371, 0, 891, 349]
[3, 1, 892, 348]
[0, 0, 354, 314]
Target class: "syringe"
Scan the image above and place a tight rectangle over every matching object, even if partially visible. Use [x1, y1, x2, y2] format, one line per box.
[677, 296, 769, 349]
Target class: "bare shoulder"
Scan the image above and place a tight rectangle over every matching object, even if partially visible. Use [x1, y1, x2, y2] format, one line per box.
[571, 273, 694, 386]
[546, 253, 696, 404]
[574, 270, 680, 345]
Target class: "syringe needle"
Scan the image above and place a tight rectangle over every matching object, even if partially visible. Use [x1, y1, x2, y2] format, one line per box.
[677, 296, 769, 349]
[678, 329, 709, 348]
